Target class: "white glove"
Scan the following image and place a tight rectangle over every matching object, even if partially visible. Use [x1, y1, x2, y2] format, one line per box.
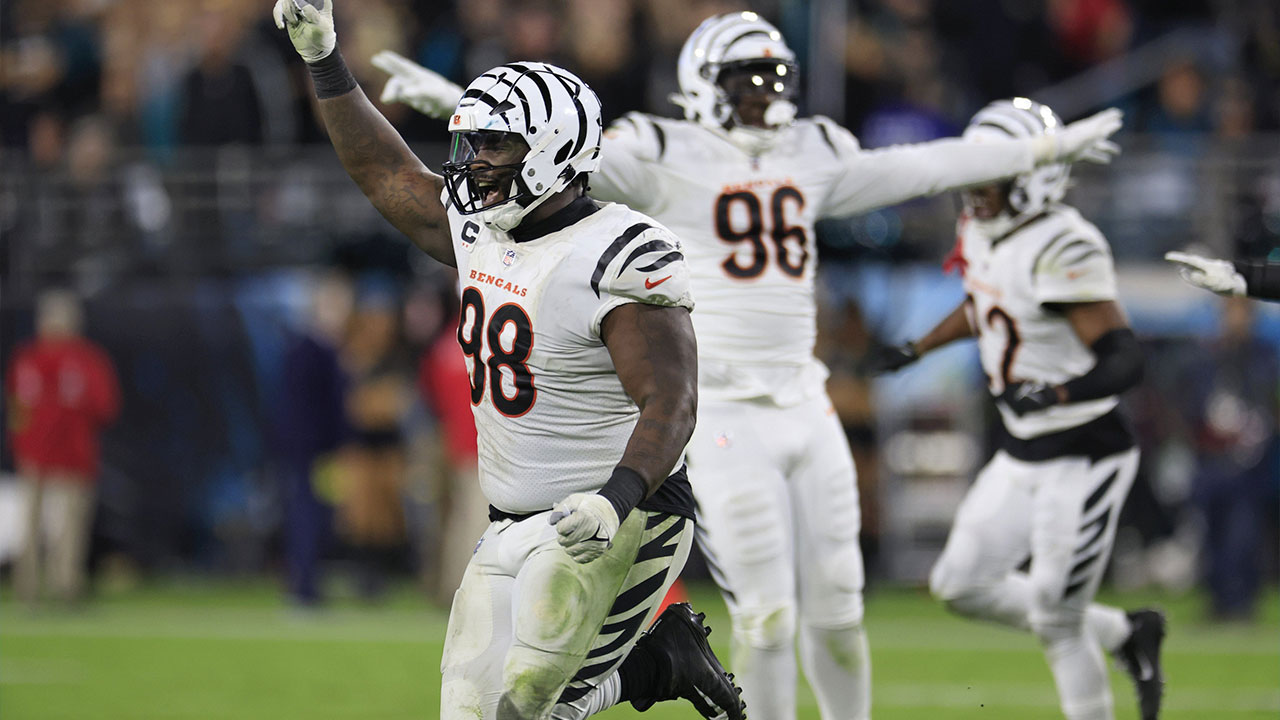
[272, 0, 336, 64]
[1165, 251, 1247, 296]
[549, 493, 620, 564]
[371, 50, 464, 119]
[1035, 107, 1123, 166]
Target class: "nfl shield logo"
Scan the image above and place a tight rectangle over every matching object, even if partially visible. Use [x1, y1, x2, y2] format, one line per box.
[503, 249, 517, 267]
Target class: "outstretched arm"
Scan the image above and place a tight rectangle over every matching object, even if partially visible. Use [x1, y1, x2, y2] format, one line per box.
[274, 0, 454, 266]
[822, 109, 1122, 217]
[863, 300, 974, 375]
[1166, 251, 1280, 301]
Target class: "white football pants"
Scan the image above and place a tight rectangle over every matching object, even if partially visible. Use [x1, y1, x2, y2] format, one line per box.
[930, 448, 1140, 720]
[440, 509, 692, 720]
[687, 394, 870, 720]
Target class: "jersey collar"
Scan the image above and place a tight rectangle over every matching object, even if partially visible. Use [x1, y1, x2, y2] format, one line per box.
[509, 195, 599, 243]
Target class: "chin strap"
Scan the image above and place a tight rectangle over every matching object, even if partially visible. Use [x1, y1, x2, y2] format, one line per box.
[724, 101, 797, 155]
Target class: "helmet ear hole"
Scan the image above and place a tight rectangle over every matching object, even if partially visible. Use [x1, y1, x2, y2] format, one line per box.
[553, 141, 573, 164]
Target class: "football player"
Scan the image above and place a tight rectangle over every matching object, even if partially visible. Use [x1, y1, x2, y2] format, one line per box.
[272, 2, 744, 718]
[374, 12, 1126, 719]
[1166, 251, 1280, 301]
[866, 98, 1165, 720]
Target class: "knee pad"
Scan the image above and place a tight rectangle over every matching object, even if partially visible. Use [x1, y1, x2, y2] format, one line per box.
[732, 604, 797, 650]
[501, 646, 578, 720]
[929, 552, 971, 604]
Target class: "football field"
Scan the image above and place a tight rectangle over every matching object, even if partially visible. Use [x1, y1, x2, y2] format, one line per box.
[2, 581, 1275, 719]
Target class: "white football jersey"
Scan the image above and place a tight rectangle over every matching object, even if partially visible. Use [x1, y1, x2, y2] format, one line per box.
[592, 113, 1039, 404]
[447, 200, 694, 513]
[959, 204, 1121, 438]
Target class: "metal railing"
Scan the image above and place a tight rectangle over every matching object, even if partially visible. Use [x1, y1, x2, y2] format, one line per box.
[3, 137, 1277, 293]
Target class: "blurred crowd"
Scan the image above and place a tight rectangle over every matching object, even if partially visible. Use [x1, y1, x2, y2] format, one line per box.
[3, 0, 1280, 156]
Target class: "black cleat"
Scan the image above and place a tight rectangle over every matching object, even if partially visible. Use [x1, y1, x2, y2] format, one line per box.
[1115, 609, 1166, 720]
[630, 603, 746, 719]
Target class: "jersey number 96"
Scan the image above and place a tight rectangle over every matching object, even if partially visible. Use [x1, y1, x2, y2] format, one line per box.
[715, 186, 809, 280]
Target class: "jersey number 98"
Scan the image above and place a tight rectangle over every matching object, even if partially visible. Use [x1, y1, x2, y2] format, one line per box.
[458, 287, 537, 417]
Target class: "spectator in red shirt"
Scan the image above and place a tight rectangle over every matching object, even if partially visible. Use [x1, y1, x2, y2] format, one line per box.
[6, 289, 120, 606]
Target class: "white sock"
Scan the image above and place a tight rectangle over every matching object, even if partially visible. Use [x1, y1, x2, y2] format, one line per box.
[732, 630, 797, 720]
[1041, 631, 1115, 720]
[1086, 604, 1131, 653]
[550, 673, 621, 720]
[798, 622, 871, 720]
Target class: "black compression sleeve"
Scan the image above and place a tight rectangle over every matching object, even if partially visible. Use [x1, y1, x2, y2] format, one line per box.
[1235, 258, 1280, 301]
[307, 48, 358, 99]
[1061, 328, 1144, 402]
[597, 466, 648, 522]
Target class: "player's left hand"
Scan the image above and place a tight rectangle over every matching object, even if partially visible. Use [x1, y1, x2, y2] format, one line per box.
[371, 50, 464, 119]
[550, 493, 620, 563]
[1000, 381, 1062, 416]
[1056, 108, 1123, 165]
[272, 0, 336, 64]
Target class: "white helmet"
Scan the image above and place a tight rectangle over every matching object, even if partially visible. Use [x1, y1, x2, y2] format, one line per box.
[673, 12, 799, 154]
[963, 98, 1070, 224]
[444, 62, 603, 232]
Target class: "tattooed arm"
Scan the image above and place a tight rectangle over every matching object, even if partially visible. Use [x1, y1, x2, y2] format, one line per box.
[273, 0, 454, 265]
[316, 87, 455, 266]
[602, 303, 699, 494]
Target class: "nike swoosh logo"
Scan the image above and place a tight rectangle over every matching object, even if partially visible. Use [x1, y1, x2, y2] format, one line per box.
[645, 275, 672, 290]
[1137, 655, 1154, 681]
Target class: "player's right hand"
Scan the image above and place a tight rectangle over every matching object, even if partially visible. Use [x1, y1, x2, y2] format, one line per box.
[272, 0, 336, 64]
[1164, 251, 1247, 296]
[1055, 107, 1123, 165]
[372, 50, 464, 119]
[550, 493, 620, 564]
[861, 342, 920, 375]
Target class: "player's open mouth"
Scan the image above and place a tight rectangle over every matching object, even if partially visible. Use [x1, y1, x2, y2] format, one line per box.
[476, 180, 507, 205]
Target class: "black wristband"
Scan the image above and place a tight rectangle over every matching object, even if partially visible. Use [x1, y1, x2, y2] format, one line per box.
[1236, 258, 1280, 300]
[597, 466, 648, 523]
[308, 48, 358, 99]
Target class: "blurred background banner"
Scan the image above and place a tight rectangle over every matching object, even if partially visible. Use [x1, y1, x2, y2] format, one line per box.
[1, 0, 1277, 624]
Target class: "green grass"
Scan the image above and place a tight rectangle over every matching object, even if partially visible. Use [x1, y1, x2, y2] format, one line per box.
[1, 580, 1276, 719]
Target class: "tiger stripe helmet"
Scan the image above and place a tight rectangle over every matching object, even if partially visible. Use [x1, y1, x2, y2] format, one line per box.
[444, 62, 603, 232]
[964, 98, 1071, 216]
[673, 12, 797, 133]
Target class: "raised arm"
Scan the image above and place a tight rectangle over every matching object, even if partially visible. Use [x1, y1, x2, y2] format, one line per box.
[273, 0, 454, 266]
[821, 109, 1122, 218]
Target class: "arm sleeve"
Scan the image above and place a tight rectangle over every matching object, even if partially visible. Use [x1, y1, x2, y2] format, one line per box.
[1061, 328, 1145, 402]
[821, 123, 1038, 218]
[590, 225, 694, 336]
[1033, 234, 1118, 305]
[590, 113, 664, 211]
[1236, 258, 1280, 301]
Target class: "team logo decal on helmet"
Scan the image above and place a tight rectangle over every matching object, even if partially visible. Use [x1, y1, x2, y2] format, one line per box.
[443, 62, 603, 232]
[673, 12, 799, 153]
[963, 98, 1071, 220]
